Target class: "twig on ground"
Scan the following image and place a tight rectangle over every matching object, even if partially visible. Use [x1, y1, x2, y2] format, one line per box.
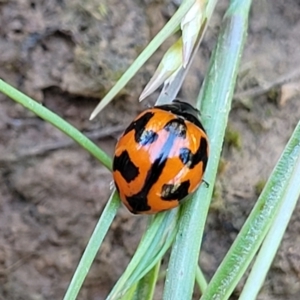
[234, 67, 300, 100]
[0, 124, 124, 164]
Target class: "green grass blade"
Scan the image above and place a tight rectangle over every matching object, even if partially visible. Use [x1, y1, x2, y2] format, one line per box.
[119, 261, 160, 300]
[119, 284, 137, 300]
[89, 0, 195, 119]
[128, 221, 177, 286]
[64, 190, 120, 300]
[163, 0, 252, 299]
[132, 261, 161, 300]
[107, 209, 180, 300]
[163, 188, 212, 300]
[195, 266, 208, 294]
[201, 121, 300, 300]
[239, 123, 300, 300]
[0, 79, 112, 170]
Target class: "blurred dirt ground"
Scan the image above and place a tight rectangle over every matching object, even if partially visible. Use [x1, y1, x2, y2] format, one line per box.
[0, 0, 300, 299]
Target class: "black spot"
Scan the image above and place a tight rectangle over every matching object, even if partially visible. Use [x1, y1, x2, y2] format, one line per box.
[161, 181, 190, 201]
[179, 148, 192, 165]
[126, 152, 168, 213]
[200, 138, 209, 172]
[138, 130, 158, 146]
[113, 150, 139, 183]
[125, 194, 151, 214]
[123, 112, 155, 143]
[179, 137, 208, 169]
[164, 118, 187, 138]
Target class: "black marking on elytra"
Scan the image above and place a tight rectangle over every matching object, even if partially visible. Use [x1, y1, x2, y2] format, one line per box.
[179, 148, 192, 165]
[113, 150, 139, 183]
[126, 151, 168, 212]
[139, 130, 158, 146]
[179, 136, 208, 169]
[126, 124, 183, 212]
[161, 180, 190, 201]
[126, 194, 151, 213]
[156, 100, 206, 132]
[123, 112, 155, 143]
[164, 118, 187, 138]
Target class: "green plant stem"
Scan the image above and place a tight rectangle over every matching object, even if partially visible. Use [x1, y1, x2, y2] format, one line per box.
[239, 122, 300, 300]
[201, 122, 300, 300]
[132, 261, 161, 300]
[195, 266, 208, 293]
[107, 209, 180, 300]
[163, 0, 251, 299]
[0, 79, 112, 170]
[64, 190, 120, 300]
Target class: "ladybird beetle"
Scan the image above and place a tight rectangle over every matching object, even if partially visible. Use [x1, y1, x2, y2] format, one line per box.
[113, 100, 209, 214]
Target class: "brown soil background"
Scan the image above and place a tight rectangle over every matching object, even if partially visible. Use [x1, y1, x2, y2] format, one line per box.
[1, 0, 300, 299]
